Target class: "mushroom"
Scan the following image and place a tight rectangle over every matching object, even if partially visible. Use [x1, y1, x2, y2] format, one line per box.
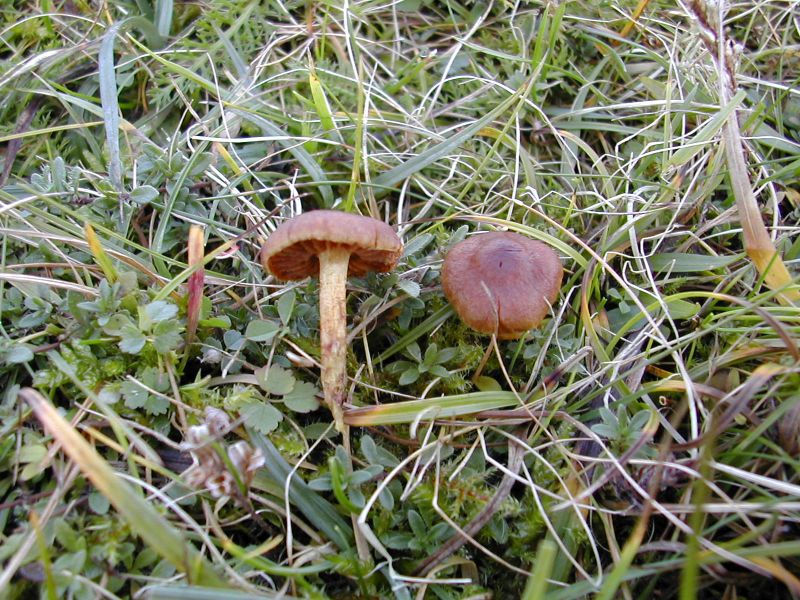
[261, 210, 403, 430]
[441, 231, 562, 339]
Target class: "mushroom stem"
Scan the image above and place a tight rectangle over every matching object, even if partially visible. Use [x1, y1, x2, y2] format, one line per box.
[317, 247, 351, 432]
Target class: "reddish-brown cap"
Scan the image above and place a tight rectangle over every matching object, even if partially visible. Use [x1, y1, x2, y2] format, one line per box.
[441, 231, 562, 339]
[261, 210, 403, 280]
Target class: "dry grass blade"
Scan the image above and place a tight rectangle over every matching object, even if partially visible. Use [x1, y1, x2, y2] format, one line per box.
[415, 434, 526, 575]
[682, 0, 799, 304]
[0, 273, 98, 296]
[724, 113, 798, 303]
[18, 388, 227, 588]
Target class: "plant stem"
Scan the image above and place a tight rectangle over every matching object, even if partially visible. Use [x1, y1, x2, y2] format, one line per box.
[317, 249, 372, 559]
[318, 247, 351, 432]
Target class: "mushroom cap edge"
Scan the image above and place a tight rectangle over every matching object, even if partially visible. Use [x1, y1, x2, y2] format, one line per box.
[261, 210, 403, 280]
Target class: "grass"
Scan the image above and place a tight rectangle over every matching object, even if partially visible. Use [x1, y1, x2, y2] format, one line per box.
[0, 0, 799, 598]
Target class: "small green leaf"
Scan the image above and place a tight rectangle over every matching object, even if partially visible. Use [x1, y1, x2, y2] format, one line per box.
[143, 300, 178, 324]
[130, 185, 159, 205]
[489, 515, 509, 544]
[144, 395, 170, 415]
[396, 280, 420, 298]
[402, 233, 434, 258]
[350, 465, 382, 485]
[120, 380, 148, 409]
[89, 491, 111, 515]
[55, 519, 80, 551]
[102, 313, 134, 336]
[591, 423, 618, 438]
[437, 347, 457, 363]
[283, 381, 320, 413]
[399, 367, 419, 385]
[423, 343, 439, 366]
[308, 475, 333, 491]
[198, 315, 231, 328]
[133, 548, 159, 571]
[20, 461, 44, 481]
[474, 375, 502, 392]
[119, 325, 146, 353]
[5, 344, 34, 364]
[665, 299, 701, 320]
[141, 367, 170, 391]
[224, 330, 245, 350]
[407, 510, 426, 537]
[256, 365, 295, 396]
[449, 225, 469, 246]
[379, 486, 395, 510]
[152, 320, 183, 353]
[239, 400, 283, 434]
[276, 291, 296, 326]
[360, 435, 380, 465]
[648, 252, 740, 273]
[18, 444, 47, 464]
[385, 360, 415, 374]
[406, 342, 422, 363]
[53, 548, 86, 574]
[383, 532, 412, 550]
[428, 365, 450, 378]
[245, 319, 281, 342]
[629, 410, 651, 431]
[360, 435, 399, 467]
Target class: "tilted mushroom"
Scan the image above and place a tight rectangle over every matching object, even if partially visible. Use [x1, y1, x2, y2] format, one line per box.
[261, 210, 403, 430]
[441, 231, 562, 339]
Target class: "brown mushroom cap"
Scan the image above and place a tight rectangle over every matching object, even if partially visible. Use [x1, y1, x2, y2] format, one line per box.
[261, 210, 403, 280]
[441, 231, 562, 339]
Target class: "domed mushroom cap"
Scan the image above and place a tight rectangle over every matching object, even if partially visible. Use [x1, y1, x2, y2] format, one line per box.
[441, 231, 562, 339]
[261, 210, 403, 280]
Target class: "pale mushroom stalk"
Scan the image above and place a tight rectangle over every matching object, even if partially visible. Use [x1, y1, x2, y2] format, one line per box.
[317, 247, 350, 430]
[261, 211, 401, 564]
[260, 210, 403, 433]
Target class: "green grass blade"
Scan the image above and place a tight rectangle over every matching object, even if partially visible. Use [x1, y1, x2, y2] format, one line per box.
[344, 391, 530, 426]
[98, 21, 125, 193]
[371, 84, 527, 192]
[19, 388, 227, 588]
[0, 121, 104, 144]
[667, 90, 746, 168]
[146, 586, 294, 599]
[247, 430, 353, 550]
[308, 64, 337, 134]
[155, 0, 173, 38]
[98, 17, 164, 195]
[233, 109, 334, 207]
[648, 252, 741, 273]
[374, 305, 454, 363]
[521, 539, 557, 600]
